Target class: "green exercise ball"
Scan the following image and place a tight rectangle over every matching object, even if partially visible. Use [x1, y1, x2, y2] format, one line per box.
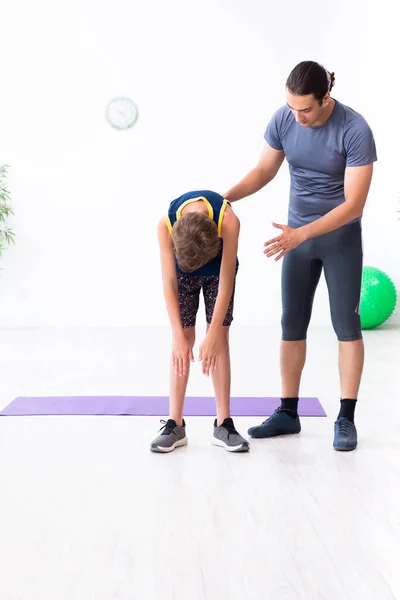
[360, 266, 397, 329]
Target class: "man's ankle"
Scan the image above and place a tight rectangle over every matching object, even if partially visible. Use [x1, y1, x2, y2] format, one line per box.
[280, 397, 299, 414]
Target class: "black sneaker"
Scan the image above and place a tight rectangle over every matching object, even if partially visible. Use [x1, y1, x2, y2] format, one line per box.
[333, 417, 357, 451]
[247, 407, 301, 438]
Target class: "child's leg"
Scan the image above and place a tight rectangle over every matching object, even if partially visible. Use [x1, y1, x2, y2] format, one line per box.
[203, 276, 249, 452]
[169, 326, 195, 426]
[168, 274, 202, 424]
[207, 324, 231, 426]
[203, 273, 237, 426]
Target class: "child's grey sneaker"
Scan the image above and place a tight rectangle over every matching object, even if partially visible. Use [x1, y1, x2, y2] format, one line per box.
[150, 419, 188, 453]
[212, 417, 250, 452]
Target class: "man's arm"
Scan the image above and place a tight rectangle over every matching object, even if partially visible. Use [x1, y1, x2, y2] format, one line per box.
[264, 164, 374, 261]
[300, 116, 376, 239]
[299, 164, 374, 240]
[224, 143, 285, 202]
[157, 217, 184, 336]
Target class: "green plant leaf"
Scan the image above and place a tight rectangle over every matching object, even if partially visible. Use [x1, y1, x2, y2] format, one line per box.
[0, 164, 14, 260]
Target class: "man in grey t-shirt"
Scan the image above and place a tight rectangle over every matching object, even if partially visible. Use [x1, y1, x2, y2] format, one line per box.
[224, 61, 377, 451]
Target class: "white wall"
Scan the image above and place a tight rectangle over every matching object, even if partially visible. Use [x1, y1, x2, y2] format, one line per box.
[0, 0, 398, 327]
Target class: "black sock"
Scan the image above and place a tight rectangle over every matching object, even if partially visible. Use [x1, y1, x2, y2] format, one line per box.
[280, 397, 299, 416]
[338, 399, 357, 422]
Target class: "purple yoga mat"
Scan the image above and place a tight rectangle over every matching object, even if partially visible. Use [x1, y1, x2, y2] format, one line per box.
[0, 396, 326, 417]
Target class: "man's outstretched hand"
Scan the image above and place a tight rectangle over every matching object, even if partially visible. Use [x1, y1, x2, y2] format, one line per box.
[264, 223, 306, 261]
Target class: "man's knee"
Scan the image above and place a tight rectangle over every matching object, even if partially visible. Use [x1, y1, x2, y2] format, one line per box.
[332, 313, 362, 342]
[281, 308, 308, 341]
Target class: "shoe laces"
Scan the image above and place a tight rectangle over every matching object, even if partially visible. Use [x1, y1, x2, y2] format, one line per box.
[223, 422, 239, 437]
[158, 419, 175, 435]
[337, 418, 354, 435]
[261, 407, 284, 426]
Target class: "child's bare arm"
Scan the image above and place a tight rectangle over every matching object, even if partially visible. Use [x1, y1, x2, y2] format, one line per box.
[198, 209, 239, 375]
[209, 209, 240, 333]
[158, 217, 194, 376]
[157, 218, 183, 336]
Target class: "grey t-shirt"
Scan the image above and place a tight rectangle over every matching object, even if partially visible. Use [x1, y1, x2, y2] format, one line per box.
[264, 99, 377, 226]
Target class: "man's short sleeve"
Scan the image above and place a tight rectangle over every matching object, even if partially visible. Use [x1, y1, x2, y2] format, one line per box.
[264, 109, 284, 151]
[345, 118, 377, 167]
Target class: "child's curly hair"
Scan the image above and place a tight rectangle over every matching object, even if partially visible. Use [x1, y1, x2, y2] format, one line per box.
[172, 213, 221, 272]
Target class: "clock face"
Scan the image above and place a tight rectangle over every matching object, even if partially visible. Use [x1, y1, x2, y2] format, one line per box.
[106, 97, 139, 130]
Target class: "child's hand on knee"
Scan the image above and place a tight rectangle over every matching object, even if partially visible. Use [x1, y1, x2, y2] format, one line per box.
[172, 333, 195, 377]
[199, 333, 219, 377]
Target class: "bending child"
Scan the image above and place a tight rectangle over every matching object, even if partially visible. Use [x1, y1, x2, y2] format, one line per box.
[151, 190, 249, 453]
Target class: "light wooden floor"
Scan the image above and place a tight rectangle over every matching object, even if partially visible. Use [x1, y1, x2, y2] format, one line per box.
[0, 325, 399, 600]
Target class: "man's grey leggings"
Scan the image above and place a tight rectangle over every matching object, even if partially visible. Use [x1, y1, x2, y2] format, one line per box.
[281, 221, 363, 342]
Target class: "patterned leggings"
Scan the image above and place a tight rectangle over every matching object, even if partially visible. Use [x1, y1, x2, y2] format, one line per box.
[177, 272, 237, 328]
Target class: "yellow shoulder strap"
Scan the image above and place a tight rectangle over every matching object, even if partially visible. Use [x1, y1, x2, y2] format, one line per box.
[165, 215, 172, 233]
[217, 199, 229, 236]
[176, 197, 214, 220]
